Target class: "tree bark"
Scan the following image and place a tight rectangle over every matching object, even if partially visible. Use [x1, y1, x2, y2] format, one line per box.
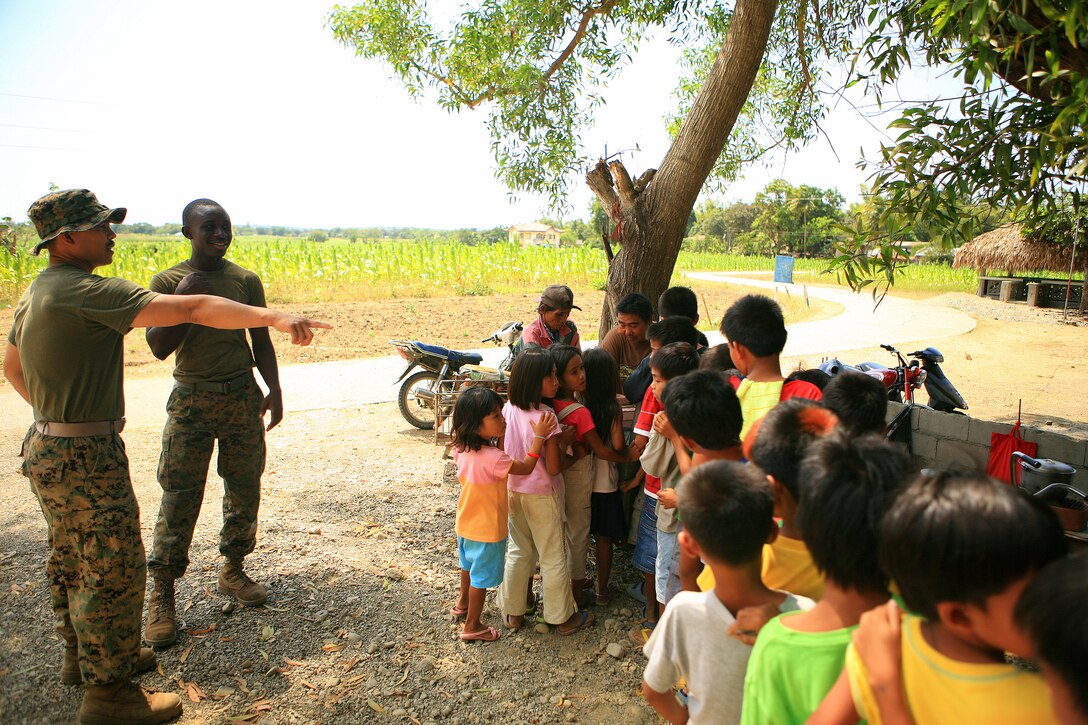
[587, 0, 780, 338]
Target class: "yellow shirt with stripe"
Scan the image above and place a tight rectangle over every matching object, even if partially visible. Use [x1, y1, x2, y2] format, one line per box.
[736, 378, 785, 441]
[846, 615, 1057, 725]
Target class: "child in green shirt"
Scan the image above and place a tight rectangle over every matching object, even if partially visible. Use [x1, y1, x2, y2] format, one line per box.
[739, 432, 912, 725]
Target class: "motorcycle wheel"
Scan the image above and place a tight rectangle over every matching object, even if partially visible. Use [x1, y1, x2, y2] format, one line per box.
[888, 389, 903, 404]
[398, 370, 440, 430]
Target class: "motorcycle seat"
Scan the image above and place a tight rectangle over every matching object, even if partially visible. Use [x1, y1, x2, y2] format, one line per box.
[413, 342, 483, 367]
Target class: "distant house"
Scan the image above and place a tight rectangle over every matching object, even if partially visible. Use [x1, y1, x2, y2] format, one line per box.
[508, 223, 563, 247]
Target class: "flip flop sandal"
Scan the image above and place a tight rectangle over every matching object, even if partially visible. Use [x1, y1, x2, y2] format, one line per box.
[628, 621, 657, 646]
[595, 590, 613, 606]
[459, 626, 500, 642]
[502, 613, 524, 631]
[626, 580, 647, 604]
[557, 610, 593, 636]
[450, 605, 468, 619]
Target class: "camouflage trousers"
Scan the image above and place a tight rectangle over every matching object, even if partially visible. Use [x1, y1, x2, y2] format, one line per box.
[147, 381, 266, 580]
[21, 428, 145, 685]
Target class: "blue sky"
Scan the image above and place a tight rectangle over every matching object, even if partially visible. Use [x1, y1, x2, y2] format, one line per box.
[0, 1, 956, 229]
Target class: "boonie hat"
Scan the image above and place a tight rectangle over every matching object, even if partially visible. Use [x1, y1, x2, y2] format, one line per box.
[27, 188, 127, 255]
[540, 284, 581, 311]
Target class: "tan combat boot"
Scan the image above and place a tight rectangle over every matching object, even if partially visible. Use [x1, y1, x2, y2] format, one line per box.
[217, 558, 268, 606]
[79, 679, 182, 725]
[62, 646, 157, 686]
[144, 578, 177, 650]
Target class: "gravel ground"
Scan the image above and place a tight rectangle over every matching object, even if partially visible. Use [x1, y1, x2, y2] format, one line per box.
[0, 403, 655, 724]
[927, 292, 1086, 326]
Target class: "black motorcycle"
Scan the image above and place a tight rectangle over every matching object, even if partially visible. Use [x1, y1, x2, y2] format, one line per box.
[389, 321, 523, 429]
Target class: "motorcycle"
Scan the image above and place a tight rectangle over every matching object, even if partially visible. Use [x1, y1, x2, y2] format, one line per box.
[819, 343, 968, 413]
[390, 321, 523, 429]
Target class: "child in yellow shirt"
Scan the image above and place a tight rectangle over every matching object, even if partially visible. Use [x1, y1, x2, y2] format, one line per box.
[810, 470, 1067, 725]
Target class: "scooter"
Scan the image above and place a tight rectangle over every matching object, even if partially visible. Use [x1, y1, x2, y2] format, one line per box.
[820, 344, 968, 412]
[390, 321, 523, 429]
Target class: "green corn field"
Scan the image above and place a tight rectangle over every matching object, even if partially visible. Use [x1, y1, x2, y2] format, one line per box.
[0, 236, 1025, 306]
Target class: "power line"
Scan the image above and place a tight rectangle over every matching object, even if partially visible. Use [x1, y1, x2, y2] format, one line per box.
[0, 122, 88, 133]
[0, 91, 108, 106]
[0, 143, 76, 151]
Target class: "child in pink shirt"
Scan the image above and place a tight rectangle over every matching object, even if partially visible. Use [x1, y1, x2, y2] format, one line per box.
[497, 348, 592, 636]
[451, 387, 555, 642]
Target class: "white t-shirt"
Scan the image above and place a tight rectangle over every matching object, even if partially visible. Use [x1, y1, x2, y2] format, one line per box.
[642, 589, 813, 725]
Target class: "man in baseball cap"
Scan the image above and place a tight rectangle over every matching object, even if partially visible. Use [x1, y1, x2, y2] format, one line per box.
[27, 188, 127, 255]
[539, 284, 582, 312]
[514, 284, 583, 354]
[8, 189, 330, 724]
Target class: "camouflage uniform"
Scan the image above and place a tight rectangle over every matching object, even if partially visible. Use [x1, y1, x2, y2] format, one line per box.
[146, 259, 268, 579]
[11, 189, 156, 684]
[22, 429, 145, 685]
[148, 382, 266, 578]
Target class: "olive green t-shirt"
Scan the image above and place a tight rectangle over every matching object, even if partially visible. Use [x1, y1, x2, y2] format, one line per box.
[8, 264, 157, 423]
[150, 260, 264, 384]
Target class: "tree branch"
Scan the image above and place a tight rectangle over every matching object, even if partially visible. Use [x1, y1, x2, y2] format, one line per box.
[587, 159, 620, 211]
[543, 0, 622, 84]
[611, 160, 638, 204]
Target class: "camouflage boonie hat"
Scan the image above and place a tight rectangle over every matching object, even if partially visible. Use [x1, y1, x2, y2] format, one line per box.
[27, 189, 126, 255]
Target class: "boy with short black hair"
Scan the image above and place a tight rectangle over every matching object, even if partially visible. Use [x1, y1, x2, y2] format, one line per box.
[642, 461, 812, 725]
[822, 372, 889, 436]
[658, 370, 744, 592]
[719, 294, 821, 440]
[698, 343, 736, 374]
[629, 343, 701, 643]
[739, 432, 912, 725]
[657, 286, 709, 347]
[819, 471, 1066, 725]
[1016, 555, 1088, 725]
[624, 314, 701, 408]
[699, 398, 836, 599]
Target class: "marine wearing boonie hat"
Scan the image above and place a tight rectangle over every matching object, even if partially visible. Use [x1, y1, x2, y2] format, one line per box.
[26, 188, 127, 255]
[540, 284, 581, 311]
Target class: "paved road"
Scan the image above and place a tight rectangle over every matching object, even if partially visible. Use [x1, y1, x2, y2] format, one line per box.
[0, 274, 975, 435]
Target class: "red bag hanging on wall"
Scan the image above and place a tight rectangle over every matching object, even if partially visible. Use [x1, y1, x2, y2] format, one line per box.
[986, 420, 1037, 485]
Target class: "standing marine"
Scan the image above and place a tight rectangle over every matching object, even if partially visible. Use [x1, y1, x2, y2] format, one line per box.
[143, 198, 280, 650]
[4, 188, 328, 725]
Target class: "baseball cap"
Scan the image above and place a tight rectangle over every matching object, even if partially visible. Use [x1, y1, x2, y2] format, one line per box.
[27, 189, 127, 255]
[540, 284, 581, 311]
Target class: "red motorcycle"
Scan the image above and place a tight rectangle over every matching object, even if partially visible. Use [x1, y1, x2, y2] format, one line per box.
[819, 344, 967, 411]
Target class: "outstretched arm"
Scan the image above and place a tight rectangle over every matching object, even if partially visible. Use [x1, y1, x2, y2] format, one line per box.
[250, 327, 283, 430]
[145, 272, 207, 360]
[133, 294, 330, 345]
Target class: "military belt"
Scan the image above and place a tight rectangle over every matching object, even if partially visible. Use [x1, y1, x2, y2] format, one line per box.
[34, 418, 126, 437]
[174, 373, 254, 394]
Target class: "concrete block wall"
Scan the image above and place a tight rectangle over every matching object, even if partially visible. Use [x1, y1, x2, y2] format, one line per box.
[885, 402, 1088, 492]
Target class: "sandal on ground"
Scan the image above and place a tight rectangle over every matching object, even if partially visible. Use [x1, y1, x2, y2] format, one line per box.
[593, 587, 614, 606]
[450, 605, 468, 619]
[557, 610, 593, 636]
[459, 626, 500, 642]
[626, 580, 647, 604]
[628, 621, 657, 646]
[502, 613, 524, 631]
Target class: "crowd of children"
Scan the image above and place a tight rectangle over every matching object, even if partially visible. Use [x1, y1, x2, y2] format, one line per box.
[448, 286, 1086, 725]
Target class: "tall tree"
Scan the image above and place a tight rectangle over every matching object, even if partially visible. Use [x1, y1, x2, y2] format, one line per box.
[837, 1, 1088, 295]
[329, 0, 852, 334]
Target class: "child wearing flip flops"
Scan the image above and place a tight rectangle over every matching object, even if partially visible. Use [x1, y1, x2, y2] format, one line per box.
[450, 386, 556, 642]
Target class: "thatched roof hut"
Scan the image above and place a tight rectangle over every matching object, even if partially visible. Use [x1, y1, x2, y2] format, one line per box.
[953, 223, 1077, 273]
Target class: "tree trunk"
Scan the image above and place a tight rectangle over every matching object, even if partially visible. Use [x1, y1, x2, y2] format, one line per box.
[587, 0, 780, 338]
